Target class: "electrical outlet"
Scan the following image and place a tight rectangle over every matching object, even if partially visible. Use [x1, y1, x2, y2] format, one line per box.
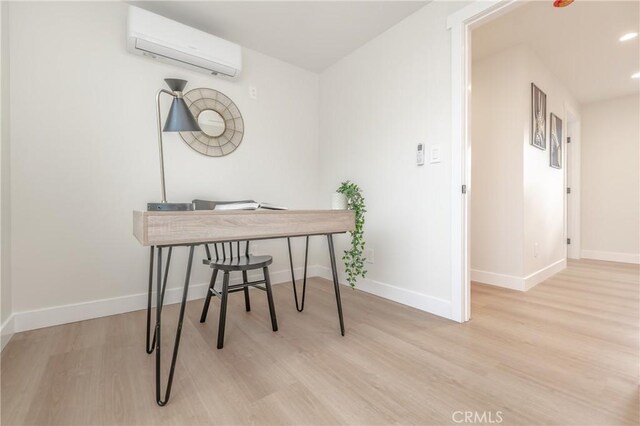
[248, 86, 258, 100]
[365, 248, 374, 264]
[533, 243, 539, 258]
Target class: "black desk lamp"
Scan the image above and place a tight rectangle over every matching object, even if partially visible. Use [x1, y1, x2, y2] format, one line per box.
[148, 78, 201, 211]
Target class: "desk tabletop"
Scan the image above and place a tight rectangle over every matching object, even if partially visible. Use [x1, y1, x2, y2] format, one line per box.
[133, 209, 355, 246]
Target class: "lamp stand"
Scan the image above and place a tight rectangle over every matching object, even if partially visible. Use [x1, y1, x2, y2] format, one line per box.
[147, 87, 195, 212]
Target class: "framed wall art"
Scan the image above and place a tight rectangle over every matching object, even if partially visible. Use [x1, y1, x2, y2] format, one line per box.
[549, 112, 562, 169]
[531, 83, 546, 150]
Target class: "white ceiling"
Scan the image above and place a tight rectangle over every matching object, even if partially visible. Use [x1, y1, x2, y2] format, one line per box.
[129, 1, 428, 73]
[472, 0, 640, 104]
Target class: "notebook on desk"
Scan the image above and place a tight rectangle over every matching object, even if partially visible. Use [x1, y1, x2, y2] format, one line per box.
[192, 199, 288, 211]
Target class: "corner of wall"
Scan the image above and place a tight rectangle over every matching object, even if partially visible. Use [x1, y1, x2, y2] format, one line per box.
[1, 314, 14, 351]
[0, 0, 14, 350]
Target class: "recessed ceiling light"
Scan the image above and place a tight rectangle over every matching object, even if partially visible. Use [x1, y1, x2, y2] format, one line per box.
[632, 72, 640, 79]
[619, 32, 638, 42]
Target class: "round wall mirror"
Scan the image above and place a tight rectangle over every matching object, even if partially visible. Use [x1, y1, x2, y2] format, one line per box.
[198, 110, 226, 137]
[179, 88, 244, 157]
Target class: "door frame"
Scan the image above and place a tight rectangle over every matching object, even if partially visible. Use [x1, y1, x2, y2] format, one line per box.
[565, 104, 581, 259]
[447, 0, 521, 323]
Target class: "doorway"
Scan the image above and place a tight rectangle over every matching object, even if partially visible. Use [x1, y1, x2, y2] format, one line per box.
[448, 0, 588, 322]
[447, 0, 522, 323]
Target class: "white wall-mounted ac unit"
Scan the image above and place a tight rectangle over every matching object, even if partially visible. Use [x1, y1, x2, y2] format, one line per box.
[127, 6, 242, 78]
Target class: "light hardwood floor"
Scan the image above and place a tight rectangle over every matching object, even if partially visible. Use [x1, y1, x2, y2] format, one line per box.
[1, 259, 638, 425]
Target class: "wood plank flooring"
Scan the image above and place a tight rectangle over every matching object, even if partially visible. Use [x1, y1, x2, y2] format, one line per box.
[1, 259, 638, 425]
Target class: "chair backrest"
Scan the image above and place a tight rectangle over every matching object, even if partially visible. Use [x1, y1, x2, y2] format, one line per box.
[204, 240, 250, 261]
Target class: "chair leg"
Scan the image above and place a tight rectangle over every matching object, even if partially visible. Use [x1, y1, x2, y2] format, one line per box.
[242, 271, 251, 312]
[200, 269, 219, 323]
[217, 271, 230, 349]
[263, 267, 278, 332]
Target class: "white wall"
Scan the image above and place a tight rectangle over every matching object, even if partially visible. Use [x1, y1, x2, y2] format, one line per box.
[470, 46, 526, 280]
[1, 1, 13, 347]
[318, 1, 468, 319]
[470, 44, 580, 290]
[581, 94, 639, 263]
[7, 2, 321, 328]
[522, 46, 579, 280]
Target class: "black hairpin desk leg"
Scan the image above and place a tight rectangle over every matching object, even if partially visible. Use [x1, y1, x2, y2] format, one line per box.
[154, 245, 194, 406]
[146, 246, 172, 354]
[287, 236, 309, 312]
[327, 234, 345, 336]
[146, 246, 156, 354]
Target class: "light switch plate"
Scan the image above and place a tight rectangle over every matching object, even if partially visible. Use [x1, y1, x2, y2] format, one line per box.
[430, 145, 441, 163]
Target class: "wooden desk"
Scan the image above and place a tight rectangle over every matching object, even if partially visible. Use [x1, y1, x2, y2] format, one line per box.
[132, 209, 355, 406]
[133, 209, 355, 246]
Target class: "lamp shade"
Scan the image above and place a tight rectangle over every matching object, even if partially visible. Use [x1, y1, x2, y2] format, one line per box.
[164, 78, 188, 92]
[163, 97, 201, 132]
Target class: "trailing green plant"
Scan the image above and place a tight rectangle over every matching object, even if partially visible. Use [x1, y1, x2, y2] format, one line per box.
[336, 181, 367, 288]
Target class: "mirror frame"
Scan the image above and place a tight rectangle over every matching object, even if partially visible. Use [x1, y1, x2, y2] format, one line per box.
[179, 88, 244, 157]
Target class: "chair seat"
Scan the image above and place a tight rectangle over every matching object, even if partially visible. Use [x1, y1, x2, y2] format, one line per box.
[209, 255, 273, 271]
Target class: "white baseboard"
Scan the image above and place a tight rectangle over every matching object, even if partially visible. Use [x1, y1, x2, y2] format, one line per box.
[314, 266, 452, 320]
[1, 315, 15, 351]
[6, 264, 454, 338]
[581, 250, 640, 265]
[470, 269, 524, 291]
[10, 266, 315, 335]
[523, 258, 566, 290]
[471, 258, 566, 291]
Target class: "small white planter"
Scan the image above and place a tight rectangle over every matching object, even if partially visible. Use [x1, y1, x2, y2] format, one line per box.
[331, 192, 348, 210]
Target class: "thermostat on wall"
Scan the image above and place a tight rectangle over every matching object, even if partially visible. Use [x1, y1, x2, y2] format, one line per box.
[417, 143, 425, 166]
